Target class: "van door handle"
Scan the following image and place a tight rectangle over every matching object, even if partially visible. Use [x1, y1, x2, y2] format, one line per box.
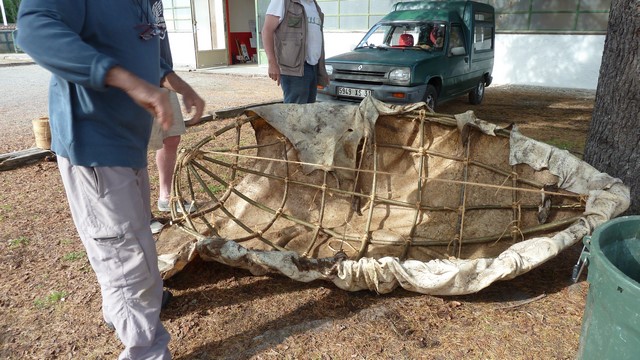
[464, 57, 469, 63]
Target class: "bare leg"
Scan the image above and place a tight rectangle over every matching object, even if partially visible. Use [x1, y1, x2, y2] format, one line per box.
[155, 135, 181, 202]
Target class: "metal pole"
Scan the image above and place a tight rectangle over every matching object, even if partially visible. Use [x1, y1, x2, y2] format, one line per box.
[1, 1, 8, 27]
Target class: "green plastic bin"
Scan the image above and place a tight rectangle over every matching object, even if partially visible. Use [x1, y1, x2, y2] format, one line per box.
[577, 216, 640, 360]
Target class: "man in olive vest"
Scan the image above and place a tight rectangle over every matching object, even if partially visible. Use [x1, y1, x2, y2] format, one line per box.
[262, 0, 329, 104]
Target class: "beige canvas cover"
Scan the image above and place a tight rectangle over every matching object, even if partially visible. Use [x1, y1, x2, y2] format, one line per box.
[156, 97, 629, 295]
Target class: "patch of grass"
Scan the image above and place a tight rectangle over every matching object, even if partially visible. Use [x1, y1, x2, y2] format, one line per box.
[8, 236, 30, 248]
[34, 290, 68, 309]
[63, 251, 85, 262]
[59, 238, 74, 245]
[207, 184, 226, 195]
[545, 138, 582, 151]
[0, 204, 12, 221]
[545, 138, 585, 158]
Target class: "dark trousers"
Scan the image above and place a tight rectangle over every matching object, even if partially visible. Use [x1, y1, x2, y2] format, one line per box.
[280, 62, 318, 104]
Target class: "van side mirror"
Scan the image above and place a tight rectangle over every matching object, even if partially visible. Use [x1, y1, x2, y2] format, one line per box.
[450, 47, 466, 56]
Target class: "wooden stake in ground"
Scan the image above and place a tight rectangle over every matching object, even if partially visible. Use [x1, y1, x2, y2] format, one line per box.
[0, 148, 53, 171]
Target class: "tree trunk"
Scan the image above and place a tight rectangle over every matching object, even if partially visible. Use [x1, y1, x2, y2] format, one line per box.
[583, 0, 640, 214]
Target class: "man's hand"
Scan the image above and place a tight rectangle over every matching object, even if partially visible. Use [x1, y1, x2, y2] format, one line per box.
[105, 66, 174, 131]
[162, 72, 206, 125]
[268, 61, 281, 86]
[180, 88, 205, 125]
[149, 88, 174, 131]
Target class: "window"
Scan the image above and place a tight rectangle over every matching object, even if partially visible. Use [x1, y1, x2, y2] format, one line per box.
[474, 10, 494, 52]
[474, 25, 494, 51]
[317, 0, 397, 30]
[162, 0, 192, 33]
[475, 11, 494, 22]
[317, 0, 610, 33]
[356, 22, 446, 51]
[448, 25, 466, 54]
[487, 0, 611, 33]
[257, 0, 611, 34]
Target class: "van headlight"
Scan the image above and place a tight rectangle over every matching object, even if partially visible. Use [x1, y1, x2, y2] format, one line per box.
[325, 64, 334, 76]
[389, 68, 411, 85]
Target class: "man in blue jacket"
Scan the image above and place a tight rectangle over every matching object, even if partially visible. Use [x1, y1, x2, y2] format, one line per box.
[17, 1, 204, 358]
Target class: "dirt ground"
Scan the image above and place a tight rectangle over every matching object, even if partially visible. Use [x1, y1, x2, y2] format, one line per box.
[0, 71, 597, 359]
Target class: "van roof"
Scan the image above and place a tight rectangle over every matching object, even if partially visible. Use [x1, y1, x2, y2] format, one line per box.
[393, 1, 489, 12]
[382, 9, 451, 23]
[393, 1, 469, 12]
[384, 1, 493, 23]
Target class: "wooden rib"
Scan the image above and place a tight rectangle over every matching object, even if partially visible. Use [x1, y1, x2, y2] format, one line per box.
[302, 170, 330, 257]
[454, 134, 472, 258]
[403, 111, 428, 260]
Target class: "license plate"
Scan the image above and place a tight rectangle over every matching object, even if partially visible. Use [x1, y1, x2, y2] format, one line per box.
[337, 87, 372, 98]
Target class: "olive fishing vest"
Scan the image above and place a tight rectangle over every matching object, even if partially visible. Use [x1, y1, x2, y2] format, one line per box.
[274, 0, 329, 86]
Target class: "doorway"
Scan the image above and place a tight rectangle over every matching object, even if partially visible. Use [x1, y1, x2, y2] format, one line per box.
[192, 0, 228, 68]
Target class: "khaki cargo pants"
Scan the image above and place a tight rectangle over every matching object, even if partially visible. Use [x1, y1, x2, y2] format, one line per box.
[57, 156, 170, 359]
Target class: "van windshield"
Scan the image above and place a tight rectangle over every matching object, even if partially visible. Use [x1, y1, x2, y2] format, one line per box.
[356, 22, 446, 51]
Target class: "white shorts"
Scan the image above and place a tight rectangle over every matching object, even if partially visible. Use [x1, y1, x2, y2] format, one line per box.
[148, 90, 186, 151]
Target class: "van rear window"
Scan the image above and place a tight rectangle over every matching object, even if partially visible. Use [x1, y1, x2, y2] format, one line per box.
[475, 12, 494, 22]
[474, 25, 493, 51]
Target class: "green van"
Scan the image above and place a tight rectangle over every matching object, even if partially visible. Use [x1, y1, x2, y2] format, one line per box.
[318, 1, 495, 110]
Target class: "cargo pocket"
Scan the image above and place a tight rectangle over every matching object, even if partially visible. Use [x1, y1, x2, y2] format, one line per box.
[278, 33, 304, 69]
[92, 233, 152, 289]
[73, 165, 103, 198]
[287, 15, 303, 28]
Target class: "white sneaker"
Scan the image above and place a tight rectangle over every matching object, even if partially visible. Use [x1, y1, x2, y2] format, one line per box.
[157, 199, 196, 214]
[150, 219, 164, 234]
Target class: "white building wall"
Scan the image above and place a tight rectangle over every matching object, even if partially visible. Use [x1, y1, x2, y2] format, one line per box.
[168, 32, 197, 70]
[493, 34, 604, 90]
[323, 32, 605, 90]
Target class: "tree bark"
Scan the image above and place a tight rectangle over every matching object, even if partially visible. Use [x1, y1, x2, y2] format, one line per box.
[583, 0, 640, 214]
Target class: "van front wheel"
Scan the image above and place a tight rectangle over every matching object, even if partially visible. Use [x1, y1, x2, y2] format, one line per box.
[424, 85, 438, 111]
[468, 79, 485, 105]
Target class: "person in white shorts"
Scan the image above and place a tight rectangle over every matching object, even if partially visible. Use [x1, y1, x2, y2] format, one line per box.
[148, 90, 202, 233]
[149, 35, 204, 234]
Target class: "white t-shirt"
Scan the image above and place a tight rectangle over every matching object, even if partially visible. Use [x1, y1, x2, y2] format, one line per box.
[266, 0, 323, 65]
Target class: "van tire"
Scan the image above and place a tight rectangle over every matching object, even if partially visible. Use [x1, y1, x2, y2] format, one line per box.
[424, 85, 438, 111]
[468, 79, 485, 105]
